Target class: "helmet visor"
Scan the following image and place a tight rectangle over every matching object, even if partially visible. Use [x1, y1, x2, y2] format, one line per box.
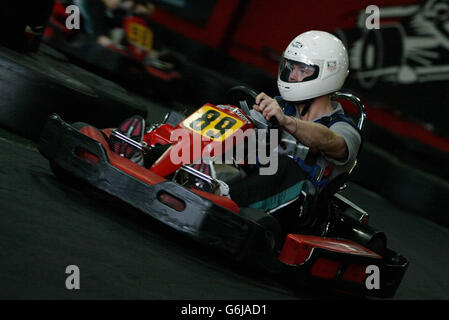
[278, 58, 320, 83]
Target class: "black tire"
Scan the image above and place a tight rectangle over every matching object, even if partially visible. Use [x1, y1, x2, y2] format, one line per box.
[358, 26, 403, 89]
[239, 208, 284, 273]
[239, 208, 282, 250]
[333, 209, 389, 257]
[366, 233, 388, 257]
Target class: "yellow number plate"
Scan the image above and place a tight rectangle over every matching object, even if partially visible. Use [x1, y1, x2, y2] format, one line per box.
[182, 106, 244, 142]
[127, 22, 153, 51]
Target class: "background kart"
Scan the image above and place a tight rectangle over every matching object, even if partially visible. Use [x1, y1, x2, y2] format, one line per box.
[43, 0, 185, 101]
[37, 87, 408, 298]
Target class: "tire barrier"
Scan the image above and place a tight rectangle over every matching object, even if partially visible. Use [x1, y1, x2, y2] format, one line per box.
[0, 45, 148, 140]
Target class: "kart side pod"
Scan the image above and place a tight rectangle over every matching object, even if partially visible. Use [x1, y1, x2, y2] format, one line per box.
[278, 234, 408, 297]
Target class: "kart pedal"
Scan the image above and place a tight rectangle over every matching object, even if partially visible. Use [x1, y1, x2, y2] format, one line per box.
[109, 116, 146, 160]
[192, 162, 212, 176]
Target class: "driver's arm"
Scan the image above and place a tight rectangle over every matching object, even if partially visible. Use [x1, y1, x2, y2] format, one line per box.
[254, 93, 348, 160]
[282, 116, 348, 160]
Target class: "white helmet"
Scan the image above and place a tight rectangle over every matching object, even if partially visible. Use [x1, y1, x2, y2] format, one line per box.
[277, 30, 349, 102]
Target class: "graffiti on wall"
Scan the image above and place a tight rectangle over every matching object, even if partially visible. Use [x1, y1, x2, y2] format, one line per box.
[334, 0, 449, 89]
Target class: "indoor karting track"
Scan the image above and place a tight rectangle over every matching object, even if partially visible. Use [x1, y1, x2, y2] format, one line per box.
[0, 40, 448, 300]
[0, 115, 448, 300]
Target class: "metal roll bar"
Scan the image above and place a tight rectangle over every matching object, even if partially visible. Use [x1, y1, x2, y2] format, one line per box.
[331, 92, 367, 131]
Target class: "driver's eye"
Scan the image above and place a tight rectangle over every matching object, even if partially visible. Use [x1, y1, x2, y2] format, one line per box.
[297, 67, 312, 75]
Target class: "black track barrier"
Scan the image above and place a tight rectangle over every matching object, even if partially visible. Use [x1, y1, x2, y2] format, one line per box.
[381, 160, 449, 228]
[363, 121, 449, 181]
[350, 143, 393, 193]
[0, 45, 148, 140]
[351, 142, 449, 228]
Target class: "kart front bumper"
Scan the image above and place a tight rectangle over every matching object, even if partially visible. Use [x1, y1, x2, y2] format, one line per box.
[37, 114, 266, 258]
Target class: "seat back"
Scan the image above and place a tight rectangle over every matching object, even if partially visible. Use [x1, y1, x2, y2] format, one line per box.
[309, 92, 367, 233]
[323, 91, 367, 191]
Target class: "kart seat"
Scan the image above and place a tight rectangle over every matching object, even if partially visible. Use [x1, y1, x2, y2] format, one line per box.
[314, 91, 365, 202]
[317, 172, 349, 203]
[305, 92, 367, 234]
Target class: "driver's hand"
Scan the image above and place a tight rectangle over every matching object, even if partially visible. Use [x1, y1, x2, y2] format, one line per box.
[134, 4, 149, 15]
[253, 92, 288, 126]
[97, 35, 113, 47]
[104, 0, 121, 10]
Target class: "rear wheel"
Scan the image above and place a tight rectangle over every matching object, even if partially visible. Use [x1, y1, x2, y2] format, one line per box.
[366, 233, 388, 257]
[331, 207, 389, 257]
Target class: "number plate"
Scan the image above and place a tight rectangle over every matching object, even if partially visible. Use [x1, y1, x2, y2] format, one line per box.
[127, 22, 153, 51]
[182, 106, 244, 141]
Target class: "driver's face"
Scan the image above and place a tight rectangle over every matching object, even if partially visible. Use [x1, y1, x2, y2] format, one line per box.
[103, 0, 121, 10]
[288, 62, 315, 82]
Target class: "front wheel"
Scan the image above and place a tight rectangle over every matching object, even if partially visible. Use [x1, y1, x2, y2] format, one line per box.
[366, 234, 388, 257]
[239, 208, 284, 273]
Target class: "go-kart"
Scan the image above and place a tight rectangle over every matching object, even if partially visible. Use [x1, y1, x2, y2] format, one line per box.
[37, 86, 408, 298]
[43, 0, 181, 98]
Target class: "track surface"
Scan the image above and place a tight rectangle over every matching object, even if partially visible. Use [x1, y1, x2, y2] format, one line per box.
[0, 128, 448, 300]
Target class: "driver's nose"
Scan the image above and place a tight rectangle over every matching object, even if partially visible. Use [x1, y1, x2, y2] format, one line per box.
[289, 70, 307, 82]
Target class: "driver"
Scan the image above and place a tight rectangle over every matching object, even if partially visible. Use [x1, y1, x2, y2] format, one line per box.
[107, 30, 361, 219]
[228, 30, 361, 214]
[74, 0, 155, 47]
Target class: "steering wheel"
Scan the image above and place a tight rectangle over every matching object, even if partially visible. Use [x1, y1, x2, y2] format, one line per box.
[227, 86, 280, 129]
